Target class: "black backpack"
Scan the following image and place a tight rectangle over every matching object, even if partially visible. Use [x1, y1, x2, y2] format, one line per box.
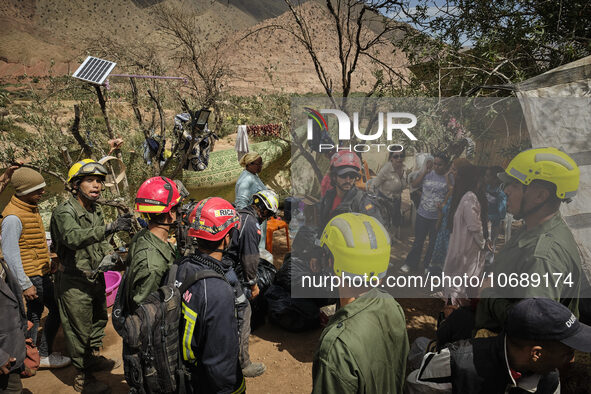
[333, 189, 387, 227]
[112, 264, 224, 394]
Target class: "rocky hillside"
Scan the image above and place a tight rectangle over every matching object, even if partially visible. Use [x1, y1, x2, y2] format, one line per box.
[221, 1, 409, 94]
[0, 0, 410, 94]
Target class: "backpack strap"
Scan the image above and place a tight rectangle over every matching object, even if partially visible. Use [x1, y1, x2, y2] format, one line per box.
[179, 269, 226, 295]
[167, 263, 179, 287]
[176, 266, 228, 391]
[349, 189, 365, 211]
[237, 209, 255, 242]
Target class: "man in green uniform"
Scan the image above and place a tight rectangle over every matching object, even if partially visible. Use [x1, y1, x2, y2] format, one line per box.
[312, 213, 409, 394]
[51, 159, 133, 393]
[475, 147, 582, 334]
[116, 176, 181, 393]
[122, 176, 181, 312]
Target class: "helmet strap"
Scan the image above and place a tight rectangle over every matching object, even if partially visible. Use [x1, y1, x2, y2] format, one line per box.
[252, 205, 266, 223]
[70, 177, 104, 202]
[75, 186, 99, 203]
[513, 185, 549, 221]
[214, 234, 233, 254]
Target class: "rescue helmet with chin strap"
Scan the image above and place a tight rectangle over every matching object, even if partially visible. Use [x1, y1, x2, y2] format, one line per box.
[67, 159, 107, 184]
[135, 177, 182, 215]
[498, 147, 579, 201]
[252, 189, 279, 216]
[329, 150, 362, 179]
[187, 197, 240, 241]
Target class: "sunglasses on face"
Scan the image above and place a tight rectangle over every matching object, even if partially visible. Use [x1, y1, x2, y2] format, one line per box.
[337, 173, 360, 180]
[391, 155, 404, 159]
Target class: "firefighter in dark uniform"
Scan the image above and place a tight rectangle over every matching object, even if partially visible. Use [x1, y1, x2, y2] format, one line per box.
[50, 159, 132, 393]
[318, 151, 384, 229]
[175, 197, 245, 393]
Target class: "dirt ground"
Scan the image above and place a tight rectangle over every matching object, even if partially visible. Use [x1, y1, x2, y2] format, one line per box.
[22, 212, 444, 394]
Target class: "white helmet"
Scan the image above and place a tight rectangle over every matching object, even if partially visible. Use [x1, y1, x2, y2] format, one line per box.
[253, 189, 279, 215]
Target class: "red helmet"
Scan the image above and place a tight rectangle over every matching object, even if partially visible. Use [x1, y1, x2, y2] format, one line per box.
[330, 150, 362, 171]
[187, 197, 240, 241]
[135, 177, 182, 214]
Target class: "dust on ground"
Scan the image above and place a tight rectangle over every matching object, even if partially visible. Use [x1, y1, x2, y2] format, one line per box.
[22, 213, 443, 394]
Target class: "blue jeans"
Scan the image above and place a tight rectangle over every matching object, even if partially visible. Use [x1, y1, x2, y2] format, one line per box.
[404, 214, 438, 270]
[27, 274, 60, 357]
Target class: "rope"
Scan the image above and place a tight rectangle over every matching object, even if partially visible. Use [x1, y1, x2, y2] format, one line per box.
[108, 74, 188, 83]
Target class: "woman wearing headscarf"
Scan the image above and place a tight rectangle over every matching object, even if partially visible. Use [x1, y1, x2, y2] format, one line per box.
[235, 152, 265, 209]
[235, 152, 272, 262]
[427, 158, 471, 274]
[442, 164, 488, 305]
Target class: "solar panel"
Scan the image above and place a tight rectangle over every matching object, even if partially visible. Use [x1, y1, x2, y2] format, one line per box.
[72, 56, 116, 85]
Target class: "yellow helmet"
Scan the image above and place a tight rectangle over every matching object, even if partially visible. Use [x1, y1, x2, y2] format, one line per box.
[499, 147, 579, 200]
[320, 213, 391, 280]
[67, 159, 108, 183]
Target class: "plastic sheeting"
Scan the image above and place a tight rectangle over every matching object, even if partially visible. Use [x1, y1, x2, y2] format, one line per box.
[515, 55, 591, 280]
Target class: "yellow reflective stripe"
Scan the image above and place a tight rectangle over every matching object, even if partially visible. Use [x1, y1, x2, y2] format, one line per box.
[136, 205, 166, 213]
[181, 303, 198, 363]
[232, 377, 246, 394]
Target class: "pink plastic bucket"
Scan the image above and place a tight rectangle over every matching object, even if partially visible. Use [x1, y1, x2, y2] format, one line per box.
[104, 271, 122, 308]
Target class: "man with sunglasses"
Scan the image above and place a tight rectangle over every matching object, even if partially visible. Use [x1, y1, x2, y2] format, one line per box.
[225, 189, 279, 378]
[51, 159, 133, 393]
[475, 147, 583, 335]
[318, 151, 383, 229]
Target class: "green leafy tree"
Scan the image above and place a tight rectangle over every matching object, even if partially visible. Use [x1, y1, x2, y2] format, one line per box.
[399, 0, 591, 96]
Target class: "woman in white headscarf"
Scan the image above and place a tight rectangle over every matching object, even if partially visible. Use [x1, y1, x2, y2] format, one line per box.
[235, 152, 265, 209]
[235, 152, 275, 262]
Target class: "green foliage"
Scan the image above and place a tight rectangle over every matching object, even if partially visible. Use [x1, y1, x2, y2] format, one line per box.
[0, 119, 27, 138]
[400, 0, 591, 96]
[499, 141, 533, 159]
[0, 99, 74, 182]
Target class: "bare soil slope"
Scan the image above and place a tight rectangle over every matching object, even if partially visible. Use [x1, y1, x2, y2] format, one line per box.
[0, 0, 410, 94]
[221, 1, 409, 95]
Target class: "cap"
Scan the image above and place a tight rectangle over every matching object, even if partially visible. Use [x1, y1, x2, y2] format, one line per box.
[11, 167, 46, 196]
[505, 298, 591, 352]
[335, 166, 360, 177]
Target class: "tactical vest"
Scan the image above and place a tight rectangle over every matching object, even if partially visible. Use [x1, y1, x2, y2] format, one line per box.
[1, 196, 50, 277]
